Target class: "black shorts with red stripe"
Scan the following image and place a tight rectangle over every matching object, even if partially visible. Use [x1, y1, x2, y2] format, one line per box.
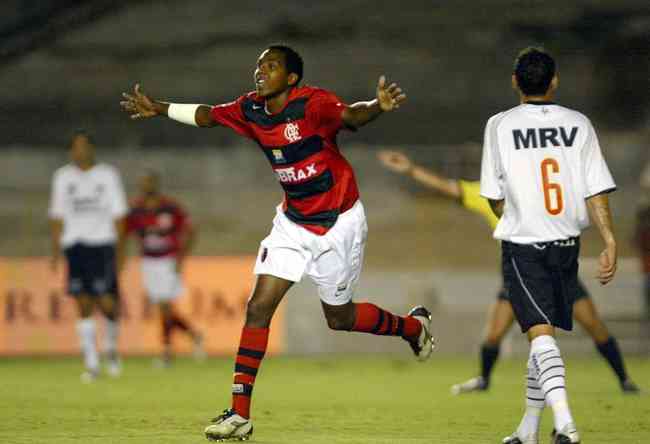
[501, 237, 580, 333]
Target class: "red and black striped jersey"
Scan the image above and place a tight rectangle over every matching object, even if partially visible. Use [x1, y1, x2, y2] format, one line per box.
[210, 86, 359, 235]
[127, 196, 191, 258]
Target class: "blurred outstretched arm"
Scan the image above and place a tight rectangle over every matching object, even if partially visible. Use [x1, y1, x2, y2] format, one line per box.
[377, 149, 461, 200]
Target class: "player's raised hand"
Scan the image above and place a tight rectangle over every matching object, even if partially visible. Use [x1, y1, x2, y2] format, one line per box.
[376, 75, 406, 112]
[597, 243, 617, 285]
[120, 84, 159, 120]
[377, 150, 412, 174]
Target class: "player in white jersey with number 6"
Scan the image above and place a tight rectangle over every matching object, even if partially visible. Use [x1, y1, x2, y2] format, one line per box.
[480, 48, 617, 444]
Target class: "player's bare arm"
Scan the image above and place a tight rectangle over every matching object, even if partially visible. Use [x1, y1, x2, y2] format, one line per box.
[378, 150, 461, 199]
[177, 224, 197, 273]
[49, 218, 63, 272]
[587, 193, 617, 285]
[114, 218, 127, 273]
[488, 199, 504, 218]
[342, 76, 406, 129]
[120, 84, 216, 127]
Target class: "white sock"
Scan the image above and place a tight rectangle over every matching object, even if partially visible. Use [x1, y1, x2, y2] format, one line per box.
[531, 335, 574, 432]
[77, 318, 99, 372]
[105, 318, 119, 358]
[516, 356, 544, 439]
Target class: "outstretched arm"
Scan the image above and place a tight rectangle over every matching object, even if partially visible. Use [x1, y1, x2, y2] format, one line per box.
[587, 192, 617, 285]
[342, 76, 406, 129]
[120, 84, 216, 127]
[377, 150, 461, 200]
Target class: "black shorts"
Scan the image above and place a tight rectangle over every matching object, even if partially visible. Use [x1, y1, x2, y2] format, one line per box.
[64, 243, 119, 297]
[501, 237, 580, 333]
[497, 277, 589, 302]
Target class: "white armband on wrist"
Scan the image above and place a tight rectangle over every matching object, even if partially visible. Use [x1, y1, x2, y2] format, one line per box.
[167, 103, 200, 127]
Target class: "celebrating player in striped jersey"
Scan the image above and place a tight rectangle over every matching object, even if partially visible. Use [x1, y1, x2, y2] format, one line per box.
[126, 171, 204, 366]
[378, 149, 638, 396]
[121, 45, 434, 442]
[480, 47, 618, 444]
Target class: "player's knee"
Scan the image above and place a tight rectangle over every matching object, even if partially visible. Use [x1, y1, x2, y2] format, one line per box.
[160, 311, 173, 325]
[587, 320, 609, 342]
[77, 297, 94, 318]
[325, 317, 350, 331]
[159, 302, 171, 316]
[325, 312, 354, 331]
[162, 313, 174, 329]
[485, 333, 502, 346]
[104, 310, 119, 321]
[79, 306, 93, 318]
[245, 298, 273, 327]
[99, 298, 119, 320]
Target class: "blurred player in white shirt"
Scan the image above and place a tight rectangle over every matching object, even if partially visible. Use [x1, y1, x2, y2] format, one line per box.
[49, 130, 127, 382]
[480, 48, 617, 444]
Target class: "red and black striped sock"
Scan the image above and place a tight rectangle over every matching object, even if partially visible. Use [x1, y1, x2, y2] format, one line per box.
[231, 327, 269, 419]
[350, 302, 422, 340]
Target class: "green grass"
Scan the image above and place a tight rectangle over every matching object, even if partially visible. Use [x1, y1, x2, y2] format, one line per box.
[1, 356, 649, 443]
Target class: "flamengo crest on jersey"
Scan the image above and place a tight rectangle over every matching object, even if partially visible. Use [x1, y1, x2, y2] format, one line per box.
[480, 102, 616, 244]
[209, 86, 360, 235]
[284, 122, 302, 142]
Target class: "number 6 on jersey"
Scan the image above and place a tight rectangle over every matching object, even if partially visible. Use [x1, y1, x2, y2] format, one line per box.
[541, 158, 563, 215]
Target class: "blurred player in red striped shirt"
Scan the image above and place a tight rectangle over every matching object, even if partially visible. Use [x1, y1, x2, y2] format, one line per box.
[121, 44, 434, 441]
[127, 171, 204, 366]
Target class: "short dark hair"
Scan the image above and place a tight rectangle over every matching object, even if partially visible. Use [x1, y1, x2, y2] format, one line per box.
[513, 47, 556, 96]
[267, 44, 303, 84]
[70, 128, 94, 146]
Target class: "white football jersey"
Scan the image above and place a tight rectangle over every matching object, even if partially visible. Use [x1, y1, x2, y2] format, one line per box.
[49, 163, 128, 248]
[480, 102, 615, 244]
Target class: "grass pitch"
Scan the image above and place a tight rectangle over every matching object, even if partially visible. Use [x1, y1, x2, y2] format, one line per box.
[1, 355, 649, 443]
